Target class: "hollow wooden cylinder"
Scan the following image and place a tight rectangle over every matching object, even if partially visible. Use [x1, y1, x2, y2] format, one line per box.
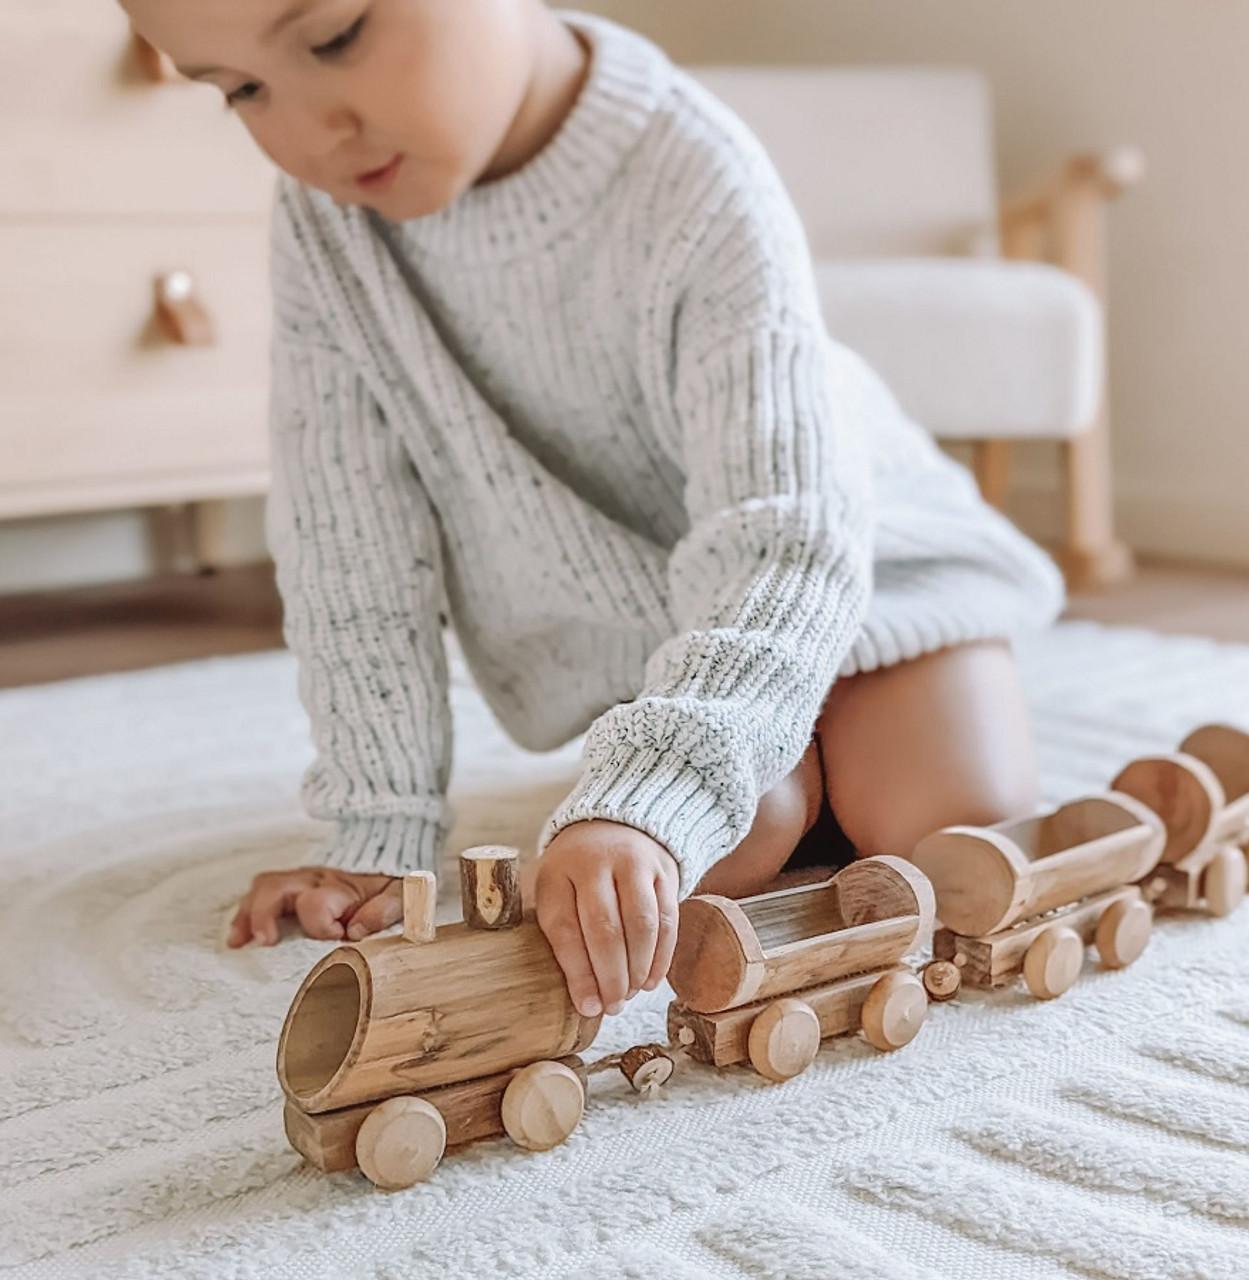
[912, 793, 1164, 937]
[667, 856, 933, 1014]
[277, 915, 601, 1114]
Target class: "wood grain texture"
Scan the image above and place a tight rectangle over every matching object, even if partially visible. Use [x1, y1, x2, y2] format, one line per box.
[934, 884, 1148, 989]
[860, 971, 928, 1049]
[283, 1054, 589, 1174]
[1112, 755, 1221, 863]
[277, 917, 601, 1113]
[746, 997, 821, 1081]
[459, 847, 523, 929]
[499, 1060, 586, 1151]
[402, 872, 437, 944]
[668, 858, 932, 1015]
[914, 794, 1163, 936]
[667, 966, 910, 1068]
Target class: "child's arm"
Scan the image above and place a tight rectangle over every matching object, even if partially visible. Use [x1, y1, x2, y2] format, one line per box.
[538, 125, 876, 908]
[234, 191, 455, 943]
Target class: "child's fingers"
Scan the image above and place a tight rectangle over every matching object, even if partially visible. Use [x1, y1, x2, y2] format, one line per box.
[343, 881, 404, 940]
[614, 866, 660, 995]
[536, 875, 602, 1018]
[575, 874, 630, 1016]
[293, 884, 357, 941]
[644, 869, 680, 992]
[227, 894, 257, 947]
[245, 879, 305, 946]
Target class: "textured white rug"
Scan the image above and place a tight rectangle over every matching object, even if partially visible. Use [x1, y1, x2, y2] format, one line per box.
[2, 621, 1249, 1280]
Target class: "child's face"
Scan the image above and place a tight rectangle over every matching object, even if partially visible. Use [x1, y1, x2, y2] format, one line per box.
[121, 0, 535, 219]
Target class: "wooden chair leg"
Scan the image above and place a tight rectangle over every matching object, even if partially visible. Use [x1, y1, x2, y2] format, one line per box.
[972, 439, 1012, 510]
[190, 499, 229, 575]
[1057, 404, 1134, 594]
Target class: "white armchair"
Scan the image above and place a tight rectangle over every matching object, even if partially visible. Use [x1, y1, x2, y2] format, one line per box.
[689, 66, 1143, 592]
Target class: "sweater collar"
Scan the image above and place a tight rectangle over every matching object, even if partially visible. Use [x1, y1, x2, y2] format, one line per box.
[386, 11, 672, 265]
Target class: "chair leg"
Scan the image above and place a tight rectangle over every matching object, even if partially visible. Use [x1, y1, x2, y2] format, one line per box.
[190, 500, 229, 576]
[973, 439, 1012, 510]
[1057, 405, 1134, 593]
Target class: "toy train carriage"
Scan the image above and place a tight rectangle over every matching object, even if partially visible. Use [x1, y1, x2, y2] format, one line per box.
[277, 848, 604, 1191]
[1112, 722, 1249, 918]
[665, 856, 936, 1082]
[913, 793, 1165, 1000]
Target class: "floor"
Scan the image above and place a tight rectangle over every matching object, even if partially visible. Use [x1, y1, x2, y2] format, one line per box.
[0, 556, 1246, 690]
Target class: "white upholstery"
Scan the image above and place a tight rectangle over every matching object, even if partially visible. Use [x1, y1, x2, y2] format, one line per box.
[688, 65, 1104, 440]
[690, 66, 1001, 259]
[816, 258, 1103, 439]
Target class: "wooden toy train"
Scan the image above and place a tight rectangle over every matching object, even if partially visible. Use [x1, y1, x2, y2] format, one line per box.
[274, 721, 1249, 1190]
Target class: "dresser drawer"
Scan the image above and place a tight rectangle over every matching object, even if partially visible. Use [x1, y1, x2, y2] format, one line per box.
[0, 222, 272, 517]
[0, 1, 274, 216]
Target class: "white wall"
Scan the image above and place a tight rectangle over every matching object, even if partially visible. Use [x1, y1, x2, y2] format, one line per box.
[6, 0, 1244, 591]
[579, 0, 1249, 566]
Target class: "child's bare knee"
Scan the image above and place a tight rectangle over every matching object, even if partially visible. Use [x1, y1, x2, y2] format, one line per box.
[842, 770, 1040, 861]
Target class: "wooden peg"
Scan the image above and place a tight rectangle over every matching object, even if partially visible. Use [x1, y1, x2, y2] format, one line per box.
[619, 1044, 675, 1093]
[921, 959, 962, 1002]
[402, 871, 437, 944]
[459, 846, 523, 930]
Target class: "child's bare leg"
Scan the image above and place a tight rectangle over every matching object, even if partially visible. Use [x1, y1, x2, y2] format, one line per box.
[815, 639, 1040, 858]
[694, 738, 824, 897]
[693, 638, 1038, 899]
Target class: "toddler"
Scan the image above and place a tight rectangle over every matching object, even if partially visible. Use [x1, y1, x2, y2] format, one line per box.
[122, 0, 1065, 1018]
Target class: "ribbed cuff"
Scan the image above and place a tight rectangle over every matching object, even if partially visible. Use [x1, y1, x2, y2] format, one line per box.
[537, 732, 756, 899]
[319, 815, 450, 878]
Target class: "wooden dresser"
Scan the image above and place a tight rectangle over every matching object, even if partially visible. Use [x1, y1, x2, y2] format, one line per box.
[1, 3, 277, 568]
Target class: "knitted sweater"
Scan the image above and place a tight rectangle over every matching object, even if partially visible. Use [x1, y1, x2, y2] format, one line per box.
[266, 9, 1066, 898]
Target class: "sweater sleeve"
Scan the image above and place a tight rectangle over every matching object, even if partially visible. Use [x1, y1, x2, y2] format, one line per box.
[268, 191, 455, 876]
[536, 125, 875, 898]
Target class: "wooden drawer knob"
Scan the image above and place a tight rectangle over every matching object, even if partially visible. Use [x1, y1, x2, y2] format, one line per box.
[131, 27, 179, 83]
[154, 271, 215, 346]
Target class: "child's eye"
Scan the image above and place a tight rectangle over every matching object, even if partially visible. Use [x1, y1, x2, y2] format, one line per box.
[224, 83, 260, 109]
[312, 14, 368, 59]
[221, 14, 367, 110]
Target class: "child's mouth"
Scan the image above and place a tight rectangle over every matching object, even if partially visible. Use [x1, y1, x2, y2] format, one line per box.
[356, 155, 404, 193]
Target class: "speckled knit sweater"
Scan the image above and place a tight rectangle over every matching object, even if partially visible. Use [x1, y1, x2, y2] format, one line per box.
[265, 9, 1066, 897]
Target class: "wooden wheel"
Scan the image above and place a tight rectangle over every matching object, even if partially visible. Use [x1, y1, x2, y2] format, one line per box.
[501, 1060, 585, 1151]
[355, 1096, 447, 1191]
[1202, 845, 1248, 917]
[1023, 925, 1084, 999]
[747, 997, 821, 1082]
[861, 972, 927, 1051]
[1095, 897, 1153, 969]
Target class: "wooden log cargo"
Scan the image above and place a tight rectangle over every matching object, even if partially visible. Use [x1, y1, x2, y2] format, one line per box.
[911, 792, 1165, 938]
[667, 856, 934, 1015]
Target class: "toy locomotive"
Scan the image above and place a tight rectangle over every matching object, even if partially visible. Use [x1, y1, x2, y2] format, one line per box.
[277, 848, 607, 1191]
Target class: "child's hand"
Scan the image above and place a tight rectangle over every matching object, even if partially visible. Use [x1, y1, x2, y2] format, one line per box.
[535, 820, 680, 1018]
[227, 867, 402, 947]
